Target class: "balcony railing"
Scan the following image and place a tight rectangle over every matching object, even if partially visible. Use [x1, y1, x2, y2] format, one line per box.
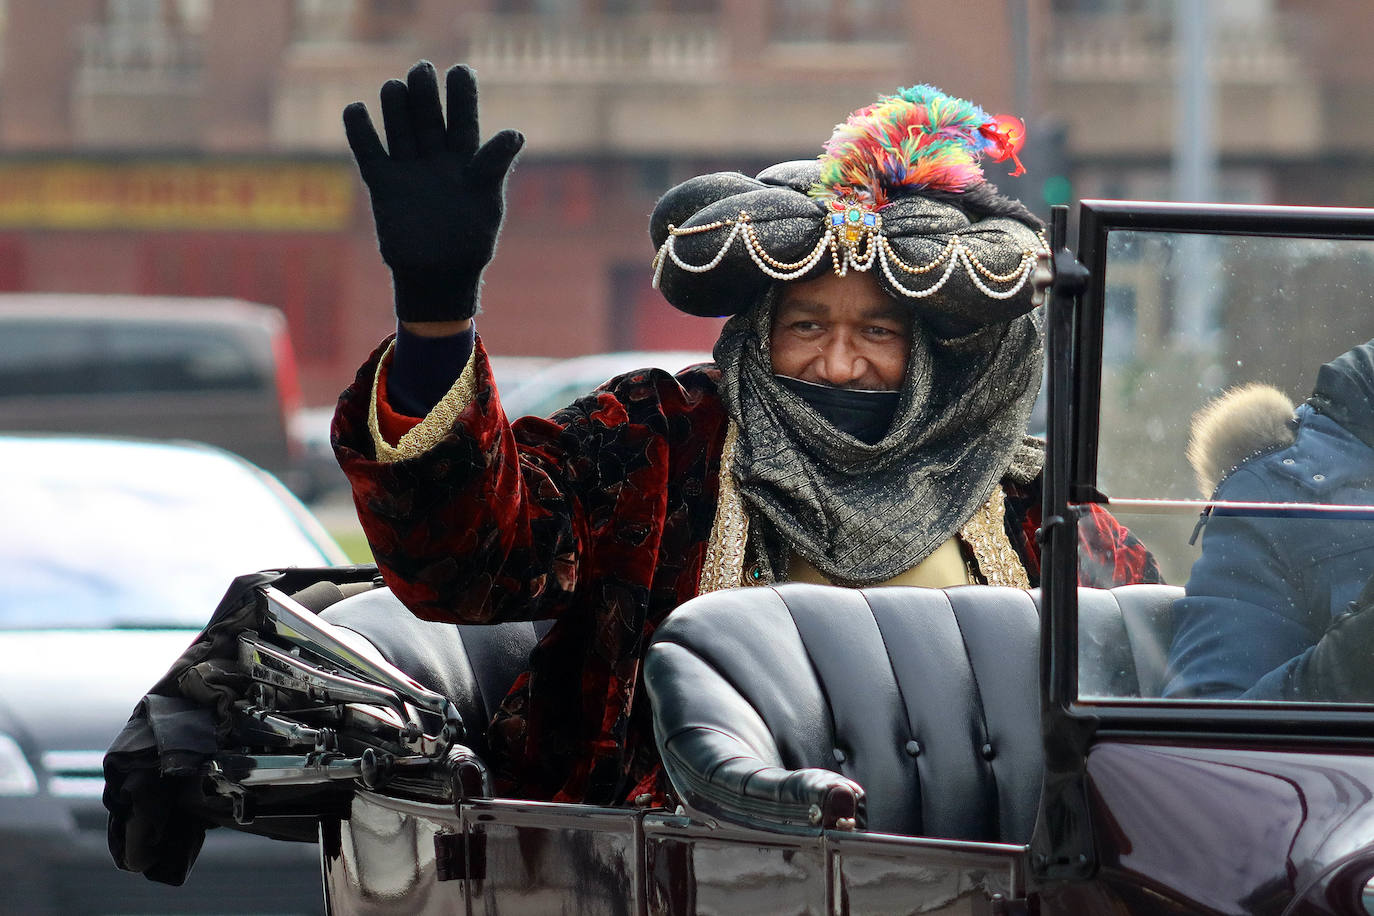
[291, 0, 358, 44]
[76, 22, 203, 83]
[460, 13, 721, 82]
[1049, 13, 1302, 84]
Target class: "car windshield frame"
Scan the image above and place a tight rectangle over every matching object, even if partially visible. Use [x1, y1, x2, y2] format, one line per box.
[1049, 199, 1374, 738]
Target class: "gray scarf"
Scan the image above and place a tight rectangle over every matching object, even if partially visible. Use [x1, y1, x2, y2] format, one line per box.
[714, 288, 1045, 586]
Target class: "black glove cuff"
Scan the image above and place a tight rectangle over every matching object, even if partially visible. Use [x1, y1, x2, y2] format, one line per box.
[392, 269, 482, 323]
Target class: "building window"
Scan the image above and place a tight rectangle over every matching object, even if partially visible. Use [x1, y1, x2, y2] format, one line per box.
[770, 0, 902, 43]
[291, 0, 356, 42]
[496, 0, 718, 13]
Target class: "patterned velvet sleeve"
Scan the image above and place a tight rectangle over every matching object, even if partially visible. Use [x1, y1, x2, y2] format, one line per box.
[1075, 503, 1164, 587]
[1002, 476, 1163, 588]
[332, 336, 723, 627]
[331, 336, 581, 623]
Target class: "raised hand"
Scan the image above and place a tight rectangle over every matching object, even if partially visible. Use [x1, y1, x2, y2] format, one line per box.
[344, 61, 525, 323]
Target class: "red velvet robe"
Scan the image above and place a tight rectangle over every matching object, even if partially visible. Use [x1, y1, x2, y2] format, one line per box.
[333, 337, 1161, 805]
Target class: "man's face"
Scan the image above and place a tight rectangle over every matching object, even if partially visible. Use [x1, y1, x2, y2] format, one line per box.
[769, 270, 911, 391]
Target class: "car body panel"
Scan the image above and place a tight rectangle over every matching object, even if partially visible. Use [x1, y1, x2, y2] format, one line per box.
[0, 631, 193, 753]
[321, 793, 1026, 916]
[1082, 740, 1374, 915]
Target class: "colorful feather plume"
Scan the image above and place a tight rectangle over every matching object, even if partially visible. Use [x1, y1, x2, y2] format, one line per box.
[810, 85, 1026, 211]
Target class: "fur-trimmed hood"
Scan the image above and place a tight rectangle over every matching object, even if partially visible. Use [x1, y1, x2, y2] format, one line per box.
[1187, 384, 1297, 497]
[1186, 337, 1374, 497]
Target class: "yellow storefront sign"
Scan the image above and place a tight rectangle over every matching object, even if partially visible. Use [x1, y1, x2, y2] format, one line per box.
[0, 160, 356, 231]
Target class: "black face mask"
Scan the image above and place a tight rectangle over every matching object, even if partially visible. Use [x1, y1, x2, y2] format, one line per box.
[775, 375, 900, 445]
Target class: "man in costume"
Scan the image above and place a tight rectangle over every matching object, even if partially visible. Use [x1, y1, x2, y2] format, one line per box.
[334, 61, 1161, 807]
[1165, 337, 1374, 700]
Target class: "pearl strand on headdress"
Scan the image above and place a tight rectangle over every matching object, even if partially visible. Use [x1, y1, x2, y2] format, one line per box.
[831, 233, 879, 276]
[876, 239, 964, 298]
[742, 230, 834, 280]
[958, 246, 1036, 299]
[880, 236, 957, 275]
[652, 212, 1042, 300]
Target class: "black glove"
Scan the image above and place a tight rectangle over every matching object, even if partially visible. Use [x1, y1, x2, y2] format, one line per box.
[343, 61, 525, 323]
[1293, 572, 1374, 701]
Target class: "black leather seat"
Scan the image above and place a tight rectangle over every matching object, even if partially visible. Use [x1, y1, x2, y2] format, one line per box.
[644, 582, 1182, 841]
[318, 587, 552, 760]
[1073, 584, 1179, 699]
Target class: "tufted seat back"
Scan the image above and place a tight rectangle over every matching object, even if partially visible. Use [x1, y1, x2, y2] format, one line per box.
[318, 587, 552, 761]
[1074, 584, 1179, 699]
[645, 582, 1182, 841]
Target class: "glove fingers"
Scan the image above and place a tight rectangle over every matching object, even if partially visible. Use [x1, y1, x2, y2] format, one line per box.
[406, 60, 447, 157]
[379, 78, 417, 161]
[342, 102, 386, 183]
[445, 64, 481, 159]
[470, 129, 525, 188]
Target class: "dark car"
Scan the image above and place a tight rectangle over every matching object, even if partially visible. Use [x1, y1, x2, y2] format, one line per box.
[0, 294, 306, 492]
[103, 201, 1374, 915]
[0, 434, 347, 915]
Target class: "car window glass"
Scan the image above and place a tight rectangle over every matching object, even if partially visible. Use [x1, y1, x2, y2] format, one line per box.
[500, 353, 715, 419]
[0, 443, 335, 630]
[0, 319, 263, 396]
[100, 323, 264, 393]
[1079, 228, 1374, 705]
[0, 321, 100, 395]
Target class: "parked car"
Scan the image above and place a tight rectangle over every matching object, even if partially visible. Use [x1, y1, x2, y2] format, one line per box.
[488, 354, 559, 395]
[0, 294, 306, 494]
[499, 350, 714, 419]
[286, 405, 348, 506]
[0, 434, 348, 915]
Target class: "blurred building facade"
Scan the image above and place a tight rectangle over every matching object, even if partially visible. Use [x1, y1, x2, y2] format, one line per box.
[0, 0, 1370, 404]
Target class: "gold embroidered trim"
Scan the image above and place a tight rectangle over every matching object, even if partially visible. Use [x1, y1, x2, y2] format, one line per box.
[697, 421, 751, 595]
[368, 338, 479, 464]
[959, 488, 1030, 589]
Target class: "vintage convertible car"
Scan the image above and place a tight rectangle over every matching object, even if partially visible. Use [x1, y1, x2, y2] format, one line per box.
[104, 200, 1374, 914]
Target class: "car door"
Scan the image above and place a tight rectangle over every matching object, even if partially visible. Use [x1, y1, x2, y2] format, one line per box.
[1032, 201, 1374, 915]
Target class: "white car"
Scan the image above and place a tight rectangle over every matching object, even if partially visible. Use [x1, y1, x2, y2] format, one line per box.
[0, 434, 348, 915]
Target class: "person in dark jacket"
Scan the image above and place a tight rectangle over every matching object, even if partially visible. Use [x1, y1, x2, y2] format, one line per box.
[1164, 337, 1374, 700]
[334, 61, 1161, 805]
